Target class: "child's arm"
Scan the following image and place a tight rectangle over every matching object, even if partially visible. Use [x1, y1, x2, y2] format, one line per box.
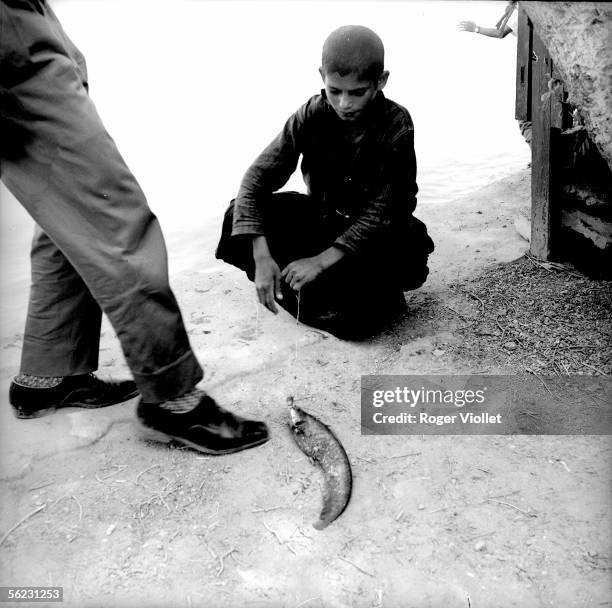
[233, 105, 307, 241]
[458, 20, 513, 38]
[232, 101, 312, 312]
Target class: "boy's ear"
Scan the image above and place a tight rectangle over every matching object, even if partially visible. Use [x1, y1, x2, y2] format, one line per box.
[377, 70, 390, 91]
[318, 67, 325, 82]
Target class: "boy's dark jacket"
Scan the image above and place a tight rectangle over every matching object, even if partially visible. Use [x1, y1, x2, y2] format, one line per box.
[232, 90, 425, 258]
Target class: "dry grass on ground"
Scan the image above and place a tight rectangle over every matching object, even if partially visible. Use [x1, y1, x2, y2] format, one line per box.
[444, 255, 612, 376]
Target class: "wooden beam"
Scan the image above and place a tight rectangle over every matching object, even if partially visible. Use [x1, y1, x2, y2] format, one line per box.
[530, 31, 555, 260]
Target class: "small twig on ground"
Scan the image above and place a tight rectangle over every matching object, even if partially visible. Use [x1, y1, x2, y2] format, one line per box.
[158, 494, 172, 514]
[526, 255, 584, 278]
[525, 254, 549, 272]
[262, 520, 284, 545]
[96, 464, 128, 482]
[443, 305, 471, 320]
[338, 556, 375, 578]
[463, 289, 485, 315]
[204, 542, 218, 562]
[581, 361, 610, 377]
[252, 505, 283, 513]
[355, 456, 376, 464]
[553, 458, 571, 473]
[0, 504, 47, 547]
[216, 548, 237, 577]
[495, 317, 507, 338]
[168, 530, 181, 543]
[562, 361, 571, 376]
[486, 498, 536, 517]
[463, 531, 496, 543]
[135, 464, 162, 486]
[285, 543, 298, 556]
[525, 367, 552, 395]
[285, 460, 291, 485]
[262, 521, 298, 555]
[487, 489, 520, 499]
[294, 596, 322, 608]
[387, 452, 422, 460]
[71, 495, 83, 522]
[207, 502, 220, 519]
[27, 480, 54, 492]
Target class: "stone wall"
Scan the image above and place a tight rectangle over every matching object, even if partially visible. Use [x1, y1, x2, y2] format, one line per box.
[522, 2, 612, 169]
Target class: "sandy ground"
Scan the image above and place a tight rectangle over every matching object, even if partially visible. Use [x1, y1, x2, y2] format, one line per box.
[1, 169, 611, 608]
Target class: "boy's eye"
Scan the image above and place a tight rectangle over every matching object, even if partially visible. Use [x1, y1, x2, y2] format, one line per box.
[328, 87, 369, 97]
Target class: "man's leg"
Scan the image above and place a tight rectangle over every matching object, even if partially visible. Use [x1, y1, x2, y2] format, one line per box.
[0, 1, 201, 403]
[0, 2, 268, 453]
[20, 226, 101, 376]
[9, 226, 140, 418]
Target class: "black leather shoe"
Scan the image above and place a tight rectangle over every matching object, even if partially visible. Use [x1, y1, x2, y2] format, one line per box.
[10, 373, 139, 419]
[136, 394, 269, 455]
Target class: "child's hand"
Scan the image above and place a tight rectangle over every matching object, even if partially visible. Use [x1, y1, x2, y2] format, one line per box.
[254, 255, 282, 313]
[458, 20, 477, 32]
[281, 257, 324, 291]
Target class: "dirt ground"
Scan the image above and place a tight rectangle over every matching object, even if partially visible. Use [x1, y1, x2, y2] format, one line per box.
[1, 169, 611, 608]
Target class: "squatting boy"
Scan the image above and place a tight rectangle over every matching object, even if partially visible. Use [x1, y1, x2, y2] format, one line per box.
[216, 25, 434, 339]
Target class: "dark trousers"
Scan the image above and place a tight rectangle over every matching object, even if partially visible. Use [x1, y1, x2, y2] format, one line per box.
[0, 0, 203, 402]
[216, 192, 433, 339]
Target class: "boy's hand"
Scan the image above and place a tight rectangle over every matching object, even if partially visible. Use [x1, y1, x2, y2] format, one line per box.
[252, 235, 282, 313]
[281, 257, 324, 291]
[254, 256, 282, 313]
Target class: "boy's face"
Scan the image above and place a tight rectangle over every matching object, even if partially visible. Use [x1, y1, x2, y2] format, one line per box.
[320, 70, 389, 123]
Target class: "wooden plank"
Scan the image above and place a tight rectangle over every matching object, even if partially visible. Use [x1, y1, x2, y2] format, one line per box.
[515, 6, 532, 121]
[530, 31, 554, 260]
[551, 63, 565, 130]
[561, 208, 612, 251]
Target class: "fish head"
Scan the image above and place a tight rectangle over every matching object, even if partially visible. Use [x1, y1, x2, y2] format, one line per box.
[288, 402, 307, 434]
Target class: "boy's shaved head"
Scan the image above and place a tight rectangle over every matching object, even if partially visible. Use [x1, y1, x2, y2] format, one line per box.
[321, 25, 384, 81]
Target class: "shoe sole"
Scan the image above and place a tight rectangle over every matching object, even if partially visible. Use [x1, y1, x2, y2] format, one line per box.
[12, 406, 57, 420]
[138, 424, 270, 455]
[11, 390, 139, 420]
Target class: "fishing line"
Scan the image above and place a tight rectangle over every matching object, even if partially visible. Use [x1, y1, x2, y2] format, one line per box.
[253, 295, 260, 337]
[293, 289, 301, 363]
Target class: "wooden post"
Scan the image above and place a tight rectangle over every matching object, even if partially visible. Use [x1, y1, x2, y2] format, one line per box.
[515, 6, 532, 122]
[530, 31, 555, 260]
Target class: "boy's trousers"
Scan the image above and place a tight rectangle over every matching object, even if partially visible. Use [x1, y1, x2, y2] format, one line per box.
[0, 0, 203, 403]
[216, 192, 433, 339]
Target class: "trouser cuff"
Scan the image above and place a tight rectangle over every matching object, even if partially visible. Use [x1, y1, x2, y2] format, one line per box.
[133, 350, 204, 404]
